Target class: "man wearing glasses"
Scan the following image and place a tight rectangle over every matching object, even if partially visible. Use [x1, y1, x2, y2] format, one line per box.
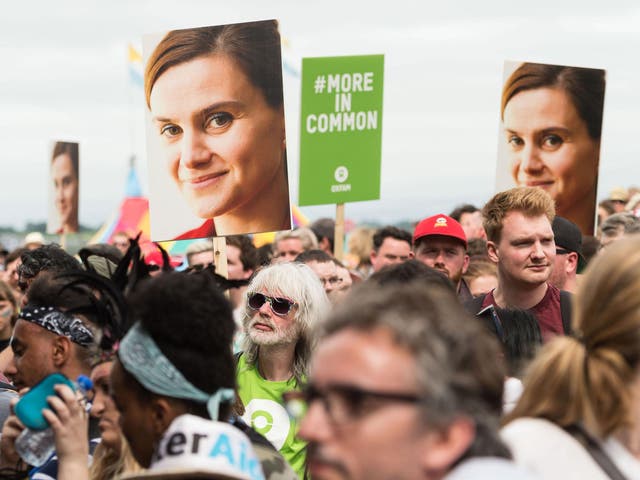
[237, 262, 330, 478]
[295, 250, 342, 302]
[288, 282, 533, 479]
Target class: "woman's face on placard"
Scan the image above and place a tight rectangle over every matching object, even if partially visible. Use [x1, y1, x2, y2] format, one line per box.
[149, 54, 286, 221]
[503, 87, 600, 212]
[52, 152, 78, 230]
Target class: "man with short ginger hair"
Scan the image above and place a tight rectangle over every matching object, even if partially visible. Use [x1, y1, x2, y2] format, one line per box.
[466, 187, 571, 340]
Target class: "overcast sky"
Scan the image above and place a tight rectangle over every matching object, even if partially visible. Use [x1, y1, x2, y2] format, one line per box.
[1, 0, 639, 230]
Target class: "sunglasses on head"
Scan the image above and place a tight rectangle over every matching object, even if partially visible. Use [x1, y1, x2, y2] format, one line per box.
[248, 293, 296, 316]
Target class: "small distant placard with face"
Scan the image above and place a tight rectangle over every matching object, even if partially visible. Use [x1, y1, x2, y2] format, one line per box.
[47, 141, 79, 235]
[299, 54, 385, 206]
[496, 61, 605, 235]
[143, 19, 292, 241]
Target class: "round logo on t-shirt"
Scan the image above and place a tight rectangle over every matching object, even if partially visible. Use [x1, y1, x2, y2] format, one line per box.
[242, 399, 291, 450]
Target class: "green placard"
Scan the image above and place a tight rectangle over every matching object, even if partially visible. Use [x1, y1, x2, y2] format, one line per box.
[299, 55, 384, 206]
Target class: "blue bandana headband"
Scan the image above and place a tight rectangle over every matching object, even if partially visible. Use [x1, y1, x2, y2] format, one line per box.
[118, 322, 235, 420]
[18, 306, 95, 348]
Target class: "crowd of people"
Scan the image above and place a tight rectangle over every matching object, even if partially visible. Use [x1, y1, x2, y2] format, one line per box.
[0, 184, 637, 479]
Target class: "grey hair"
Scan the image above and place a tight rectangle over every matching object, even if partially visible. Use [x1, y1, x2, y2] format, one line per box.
[319, 281, 510, 461]
[273, 227, 318, 252]
[601, 212, 640, 237]
[242, 262, 330, 385]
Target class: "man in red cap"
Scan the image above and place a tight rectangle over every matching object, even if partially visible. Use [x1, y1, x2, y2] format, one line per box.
[413, 214, 472, 302]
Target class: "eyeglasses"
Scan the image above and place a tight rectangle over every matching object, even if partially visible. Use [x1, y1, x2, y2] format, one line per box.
[556, 248, 570, 255]
[282, 383, 422, 425]
[247, 293, 296, 316]
[319, 276, 342, 287]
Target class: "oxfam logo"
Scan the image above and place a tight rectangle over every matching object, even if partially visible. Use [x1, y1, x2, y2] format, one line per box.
[242, 399, 290, 450]
[334, 166, 349, 183]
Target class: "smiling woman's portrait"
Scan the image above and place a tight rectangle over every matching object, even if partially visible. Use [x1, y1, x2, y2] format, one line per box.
[496, 61, 606, 235]
[144, 20, 292, 241]
[47, 141, 79, 234]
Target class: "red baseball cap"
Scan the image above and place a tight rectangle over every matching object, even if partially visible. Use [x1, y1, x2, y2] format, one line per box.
[413, 214, 467, 248]
[145, 250, 183, 268]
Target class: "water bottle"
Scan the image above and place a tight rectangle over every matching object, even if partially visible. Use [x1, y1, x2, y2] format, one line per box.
[15, 375, 93, 467]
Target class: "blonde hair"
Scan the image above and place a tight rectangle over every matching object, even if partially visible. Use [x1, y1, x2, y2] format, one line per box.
[0, 280, 18, 326]
[273, 227, 318, 252]
[463, 258, 497, 283]
[482, 187, 555, 243]
[347, 227, 375, 268]
[89, 436, 141, 480]
[504, 235, 640, 437]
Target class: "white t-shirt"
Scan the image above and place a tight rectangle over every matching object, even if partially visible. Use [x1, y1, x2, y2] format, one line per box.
[445, 457, 539, 480]
[502, 418, 640, 480]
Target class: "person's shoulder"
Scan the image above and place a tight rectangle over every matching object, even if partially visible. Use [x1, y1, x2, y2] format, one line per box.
[502, 417, 565, 442]
[230, 416, 298, 480]
[235, 352, 254, 376]
[445, 457, 540, 480]
[31, 457, 58, 480]
[252, 444, 299, 480]
[502, 418, 605, 479]
[602, 437, 640, 479]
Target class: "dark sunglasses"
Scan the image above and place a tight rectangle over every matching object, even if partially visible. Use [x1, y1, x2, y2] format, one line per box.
[247, 293, 296, 316]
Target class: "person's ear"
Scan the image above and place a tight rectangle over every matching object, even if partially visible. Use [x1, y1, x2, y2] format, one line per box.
[242, 268, 254, 280]
[462, 254, 470, 275]
[421, 417, 475, 475]
[150, 397, 176, 438]
[319, 237, 331, 253]
[487, 241, 499, 263]
[52, 336, 72, 368]
[566, 252, 579, 274]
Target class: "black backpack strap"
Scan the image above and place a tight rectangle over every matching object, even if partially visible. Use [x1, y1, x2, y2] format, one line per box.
[564, 424, 629, 480]
[560, 290, 573, 335]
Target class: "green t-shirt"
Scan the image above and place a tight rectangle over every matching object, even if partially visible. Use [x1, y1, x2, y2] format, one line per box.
[236, 354, 306, 478]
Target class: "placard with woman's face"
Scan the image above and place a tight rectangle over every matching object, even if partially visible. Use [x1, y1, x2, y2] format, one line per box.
[496, 60, 606, 235]
[47, 140, 79, 234]
[143, 20, 292, 241]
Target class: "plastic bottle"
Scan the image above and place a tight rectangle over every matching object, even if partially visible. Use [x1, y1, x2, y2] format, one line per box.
[15, 375, 93, 467]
